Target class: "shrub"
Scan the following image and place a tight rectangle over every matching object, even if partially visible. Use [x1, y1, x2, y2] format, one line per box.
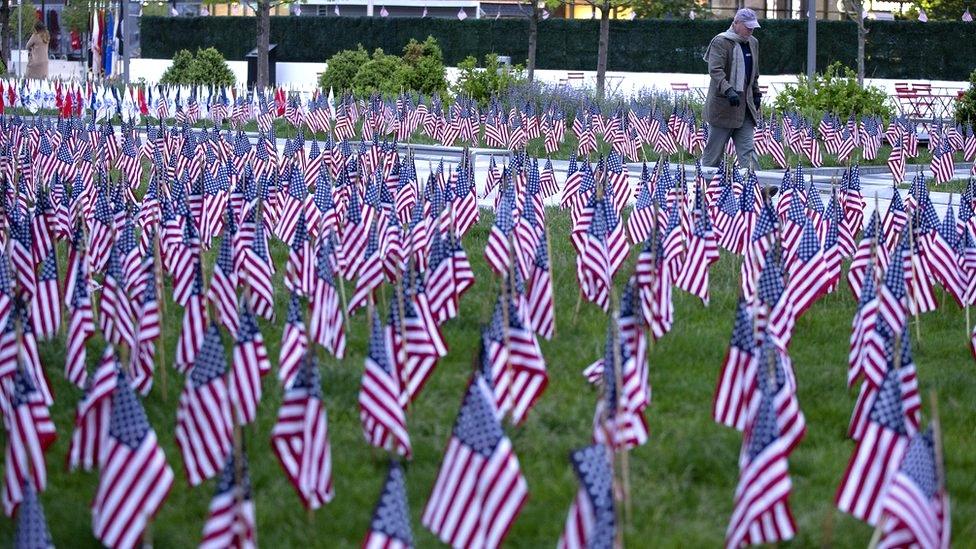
[320, 46, 370, 94]
[187, 47, 236, 86]
[352, 48, 406, 98]
[399, 36, 447, 96]
[62, 0, 92, 33]
[159, 50, 195, 84]
[141, 1, 172, 16]
[9, 0, 38, 45]
[773, 62, 894, 118]
[160, 47, 235, 86]
[954, 69, 976, 125]
[452, 54, 527, 105]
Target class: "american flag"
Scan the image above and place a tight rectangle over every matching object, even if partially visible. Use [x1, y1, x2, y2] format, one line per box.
[65, 243, 94, 388]
[558, 444, 615, 549]
[879, 242, 909, 335]
[310, 236, 346, 359]
[360, 309, 411, 457]
[626, 176, 655, 245]
[876, 427, 950, 549]
[849, 312, 922, 440]
[91, 368, 174, 549]
[348, 222, 384, 315]
[725, 358, 798, 548]
[9, 211, 36, 299]
[339, 185, 370, 280]
[175, 264, 207, 373]
[425, 232, 460, 324]
[29, 252, 59, 340]
[1, 369, 56, 517]
[421, 372, 527, 548]
[12, 481, 53, 547]
[200, 450, 257, 549]
[241, 215, 275, 320]
[279, 292, 309, 390]
[848, 272, 886, 390]
[175, 324, 234, 487]
[713, 298, 757, 431]
[591, 287, 648, 450]
[677, 186, 720, 305]
[67, 347, 117, 472]
[577, 198, 627, 312]
[116, 136, 141, 189]
[776, 219, 827, 349]
[131, 252, 162, 396]
[836, 365, 912, 525]
[527, 233, 555, 340]
[364, 461, 414, 549]
[286, 213, 316, 296]
[207, 226, 240, 335]
[485, 184, 517, 277]
[99, 245, 136, 349]
[930, 138, 955, 185]
[393, 275, 448, 403]
[494, 281, 549, 425]
[926, 201, 965, 306]
[271, 353, 335, 510]
[231, 303, 271, 425]
[883, 189, 910, 250]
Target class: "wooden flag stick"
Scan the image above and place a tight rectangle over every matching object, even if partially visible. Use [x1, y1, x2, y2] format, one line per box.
[609, 297, 632, 530]
[929, 389, 945, 492]
[154, 229, 168, 401]
[906, 211, 922, 344]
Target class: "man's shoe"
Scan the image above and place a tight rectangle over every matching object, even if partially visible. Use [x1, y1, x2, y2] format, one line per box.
[762, 185, 779, 200]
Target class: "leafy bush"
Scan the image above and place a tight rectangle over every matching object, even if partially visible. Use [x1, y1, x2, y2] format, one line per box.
[399, 36, 447, 96]
[955, 69, 976, 125]
[141, 1, 172, 16]
[319, 46, 370, 94]
[160, 50, 195, 84]
[10, 0, 38, 45]
[62, 0, 93, 33]
[773, 62, 894, 118]
[452, 54, 527, 105]
[160, 47, 235, 86]
[352, 48, 406, 98]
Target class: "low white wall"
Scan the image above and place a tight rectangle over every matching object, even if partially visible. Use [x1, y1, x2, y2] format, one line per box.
[39, 58, 971, 105]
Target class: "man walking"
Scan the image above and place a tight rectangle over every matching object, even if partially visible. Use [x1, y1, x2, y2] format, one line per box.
[701, 8, 762, 171]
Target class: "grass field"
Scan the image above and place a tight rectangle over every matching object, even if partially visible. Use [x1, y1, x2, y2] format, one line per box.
[1, 207, 974, 547]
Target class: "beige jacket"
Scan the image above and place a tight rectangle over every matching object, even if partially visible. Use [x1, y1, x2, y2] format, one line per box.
[703, 34, 760, 129]
[26, 32, 49, 79]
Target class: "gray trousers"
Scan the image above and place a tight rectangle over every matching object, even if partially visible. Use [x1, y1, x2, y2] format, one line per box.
[701, 113, 758, 171]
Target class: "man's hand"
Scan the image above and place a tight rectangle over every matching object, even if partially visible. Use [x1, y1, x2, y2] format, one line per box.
[753, 92, 762, 110]
[724, 88, 740, 107]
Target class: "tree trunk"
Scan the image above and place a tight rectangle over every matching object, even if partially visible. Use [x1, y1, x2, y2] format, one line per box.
[0, 0, 9, 70]
[527, 4, 539, 82]
[596, 0, 610, 100]
[256, 0, 271, 90]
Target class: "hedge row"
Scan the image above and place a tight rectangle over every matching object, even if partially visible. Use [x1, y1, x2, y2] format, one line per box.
[140, 17, 976, 80]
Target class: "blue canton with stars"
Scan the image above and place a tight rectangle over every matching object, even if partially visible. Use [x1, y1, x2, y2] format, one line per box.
[898, 429, 938, 499]
[369, 461, 414, 546]
[452, 375, 503, 457]
[109, 370, 151, 450]
[190, 325, 228, 389]
[570, 443, 615, 549]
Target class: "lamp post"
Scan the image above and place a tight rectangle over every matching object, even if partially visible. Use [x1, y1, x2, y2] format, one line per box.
[17, 0, 22, 77]
[806, 0, 816, 82]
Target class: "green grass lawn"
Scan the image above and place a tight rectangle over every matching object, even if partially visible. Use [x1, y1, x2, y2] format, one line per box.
[1, 207, 974, 547]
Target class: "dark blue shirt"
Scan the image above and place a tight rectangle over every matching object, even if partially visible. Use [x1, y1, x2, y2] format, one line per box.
[740, 42, 753, 91]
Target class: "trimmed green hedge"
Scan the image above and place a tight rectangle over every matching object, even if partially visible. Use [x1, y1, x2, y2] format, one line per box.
[140, 17, 976, 80]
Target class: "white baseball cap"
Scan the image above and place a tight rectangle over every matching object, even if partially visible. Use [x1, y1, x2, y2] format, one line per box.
[735, 8, 761, 29]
